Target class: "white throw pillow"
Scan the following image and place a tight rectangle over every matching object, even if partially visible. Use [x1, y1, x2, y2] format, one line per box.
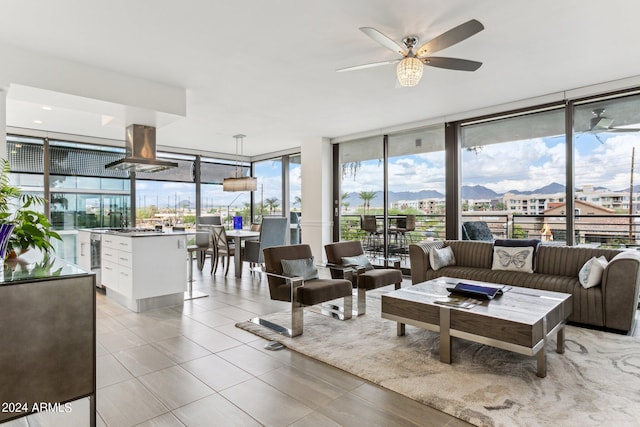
[578, 256, 608, 289]
[429, 246, 456, 271]
[492, 246, 534, 273]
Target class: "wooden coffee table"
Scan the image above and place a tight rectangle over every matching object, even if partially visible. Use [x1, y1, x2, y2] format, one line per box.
[381, 277, 572, 377]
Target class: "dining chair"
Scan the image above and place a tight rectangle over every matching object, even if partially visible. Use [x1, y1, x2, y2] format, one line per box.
[198, 215, 222, 225]
[252, 244, 352, 337]
[211, 225, 235, 276]
[187, 230, 210, 273]
[244, 217, 289, 276]
[324, 240, 402, 315]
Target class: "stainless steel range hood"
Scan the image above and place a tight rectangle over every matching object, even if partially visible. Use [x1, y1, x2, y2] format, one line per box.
[105, 124, 178, 173]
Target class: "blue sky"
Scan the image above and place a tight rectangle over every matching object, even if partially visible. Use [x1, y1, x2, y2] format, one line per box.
[135, 161, 301, 209]
[341, 132, 639, 195]
[134, 131, 638, 210]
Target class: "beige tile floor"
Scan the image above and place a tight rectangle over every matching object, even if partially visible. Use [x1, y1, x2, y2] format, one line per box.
[4, 261, 473, 427]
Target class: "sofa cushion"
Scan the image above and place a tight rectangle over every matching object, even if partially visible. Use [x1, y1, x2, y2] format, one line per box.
[535, 245, 622, 276]
[446, 240, 494, 269]
[578, 256, 608, 288]
[492, 245, 534, 273]
[430, 246, 456, 271]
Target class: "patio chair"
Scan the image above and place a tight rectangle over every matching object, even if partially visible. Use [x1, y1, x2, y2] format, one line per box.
[360, 215, 382, 254]
[461, 221, 494, 241]
[252, 244, 353, 337]
[324, 240, 402, 315]
[389, 215, 416, 257]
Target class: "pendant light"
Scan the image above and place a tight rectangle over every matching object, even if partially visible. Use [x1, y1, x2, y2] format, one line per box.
[223, 134, 257, 192]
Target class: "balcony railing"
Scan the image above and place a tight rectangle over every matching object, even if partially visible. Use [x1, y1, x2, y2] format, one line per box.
[340, 213, 640, 249]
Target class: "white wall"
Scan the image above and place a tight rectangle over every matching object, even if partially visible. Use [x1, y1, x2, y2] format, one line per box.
[0, 87, 6, 159]
[300, 137, 332, 262]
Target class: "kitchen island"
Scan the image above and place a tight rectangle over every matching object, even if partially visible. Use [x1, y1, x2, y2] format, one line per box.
[100, 230, 187, 312]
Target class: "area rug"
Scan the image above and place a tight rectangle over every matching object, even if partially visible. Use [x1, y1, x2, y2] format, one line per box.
[236, 290, 640, 427]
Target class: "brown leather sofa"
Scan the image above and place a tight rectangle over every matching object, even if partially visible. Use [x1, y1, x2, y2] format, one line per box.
[409, 240, 640, 334]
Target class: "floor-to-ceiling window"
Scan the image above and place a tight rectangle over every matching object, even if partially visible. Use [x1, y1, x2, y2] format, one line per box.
[460, 107, 566, 241]
[289, 154, 302, 212]
[135, 154, 195, 229]
[200, 157, 250, 228]
[8, 136, 132, 261]
[388, 126, 446, 243]
[573, 93, 640, 246]
[338, 135, 384, 252]
[253, 157, 283, 221]
[337, 124, 445, 266]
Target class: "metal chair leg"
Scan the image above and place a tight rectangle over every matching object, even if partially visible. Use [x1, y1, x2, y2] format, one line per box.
[356, 288, 366, 315]
[249, 277, 305, 337]
[343, 294, 353, 320]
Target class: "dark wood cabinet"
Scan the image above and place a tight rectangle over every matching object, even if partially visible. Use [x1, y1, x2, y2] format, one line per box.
[0, 257, 96, 426]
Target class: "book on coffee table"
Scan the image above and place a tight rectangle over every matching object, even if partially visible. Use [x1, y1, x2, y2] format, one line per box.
[434, 295, 479, 309]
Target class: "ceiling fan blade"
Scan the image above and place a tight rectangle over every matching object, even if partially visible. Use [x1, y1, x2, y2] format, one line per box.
[605, 127, 640, 133]
[416, 19, 484, 57]
[592, 117, 614, 130]
[359, 27, 407, 56]
[422, 57, 482, 72]
[336, 59, 400, 72]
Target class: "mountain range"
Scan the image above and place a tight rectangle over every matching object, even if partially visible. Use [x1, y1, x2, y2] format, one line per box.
[343, 182, 581, 208]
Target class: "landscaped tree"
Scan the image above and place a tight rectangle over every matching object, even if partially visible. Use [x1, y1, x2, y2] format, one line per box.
[341, 192, 350, 212]
[265, 197, 280, 214]
[358, 191, 377, 214]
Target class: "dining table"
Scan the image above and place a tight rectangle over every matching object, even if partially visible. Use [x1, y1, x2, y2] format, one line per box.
[225, 229, 260, 277]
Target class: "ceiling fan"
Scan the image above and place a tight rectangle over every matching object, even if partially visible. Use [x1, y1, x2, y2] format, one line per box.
[337, 19, 484, 87]
[589, 108, 640, 133]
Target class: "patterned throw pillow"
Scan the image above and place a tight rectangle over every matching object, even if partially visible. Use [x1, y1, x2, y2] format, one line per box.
[578, 256, 608, 288]
[341, 254, 374, 271]
[429, 246, 456, 271]
[492, 246, 534, 273]
[281, 257, 319, 281]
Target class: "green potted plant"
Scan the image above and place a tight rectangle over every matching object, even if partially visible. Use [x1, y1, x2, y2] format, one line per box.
[0, 159, 61, 260]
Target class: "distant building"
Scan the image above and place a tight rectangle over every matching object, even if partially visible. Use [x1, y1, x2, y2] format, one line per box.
[576, 185, 637, 212]
[544, 200, 634, 244]
[391, 198, 445, 214]
[503, 192, 565, 215]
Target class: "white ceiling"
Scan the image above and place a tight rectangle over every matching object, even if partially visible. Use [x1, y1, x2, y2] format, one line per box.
[2, 0, 640, 157]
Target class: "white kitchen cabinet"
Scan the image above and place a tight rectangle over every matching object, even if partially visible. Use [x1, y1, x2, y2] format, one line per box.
[101, 233, 187, 312]
[77, 230, 92, 272]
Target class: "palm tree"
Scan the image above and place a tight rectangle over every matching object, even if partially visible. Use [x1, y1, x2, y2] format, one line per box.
[358, 191, 377, 214]
[341, 192, 350, 212]
[265, 197, 280, 214]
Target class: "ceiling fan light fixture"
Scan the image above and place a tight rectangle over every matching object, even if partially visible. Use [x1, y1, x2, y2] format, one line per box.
[396, 57, 423, 87]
